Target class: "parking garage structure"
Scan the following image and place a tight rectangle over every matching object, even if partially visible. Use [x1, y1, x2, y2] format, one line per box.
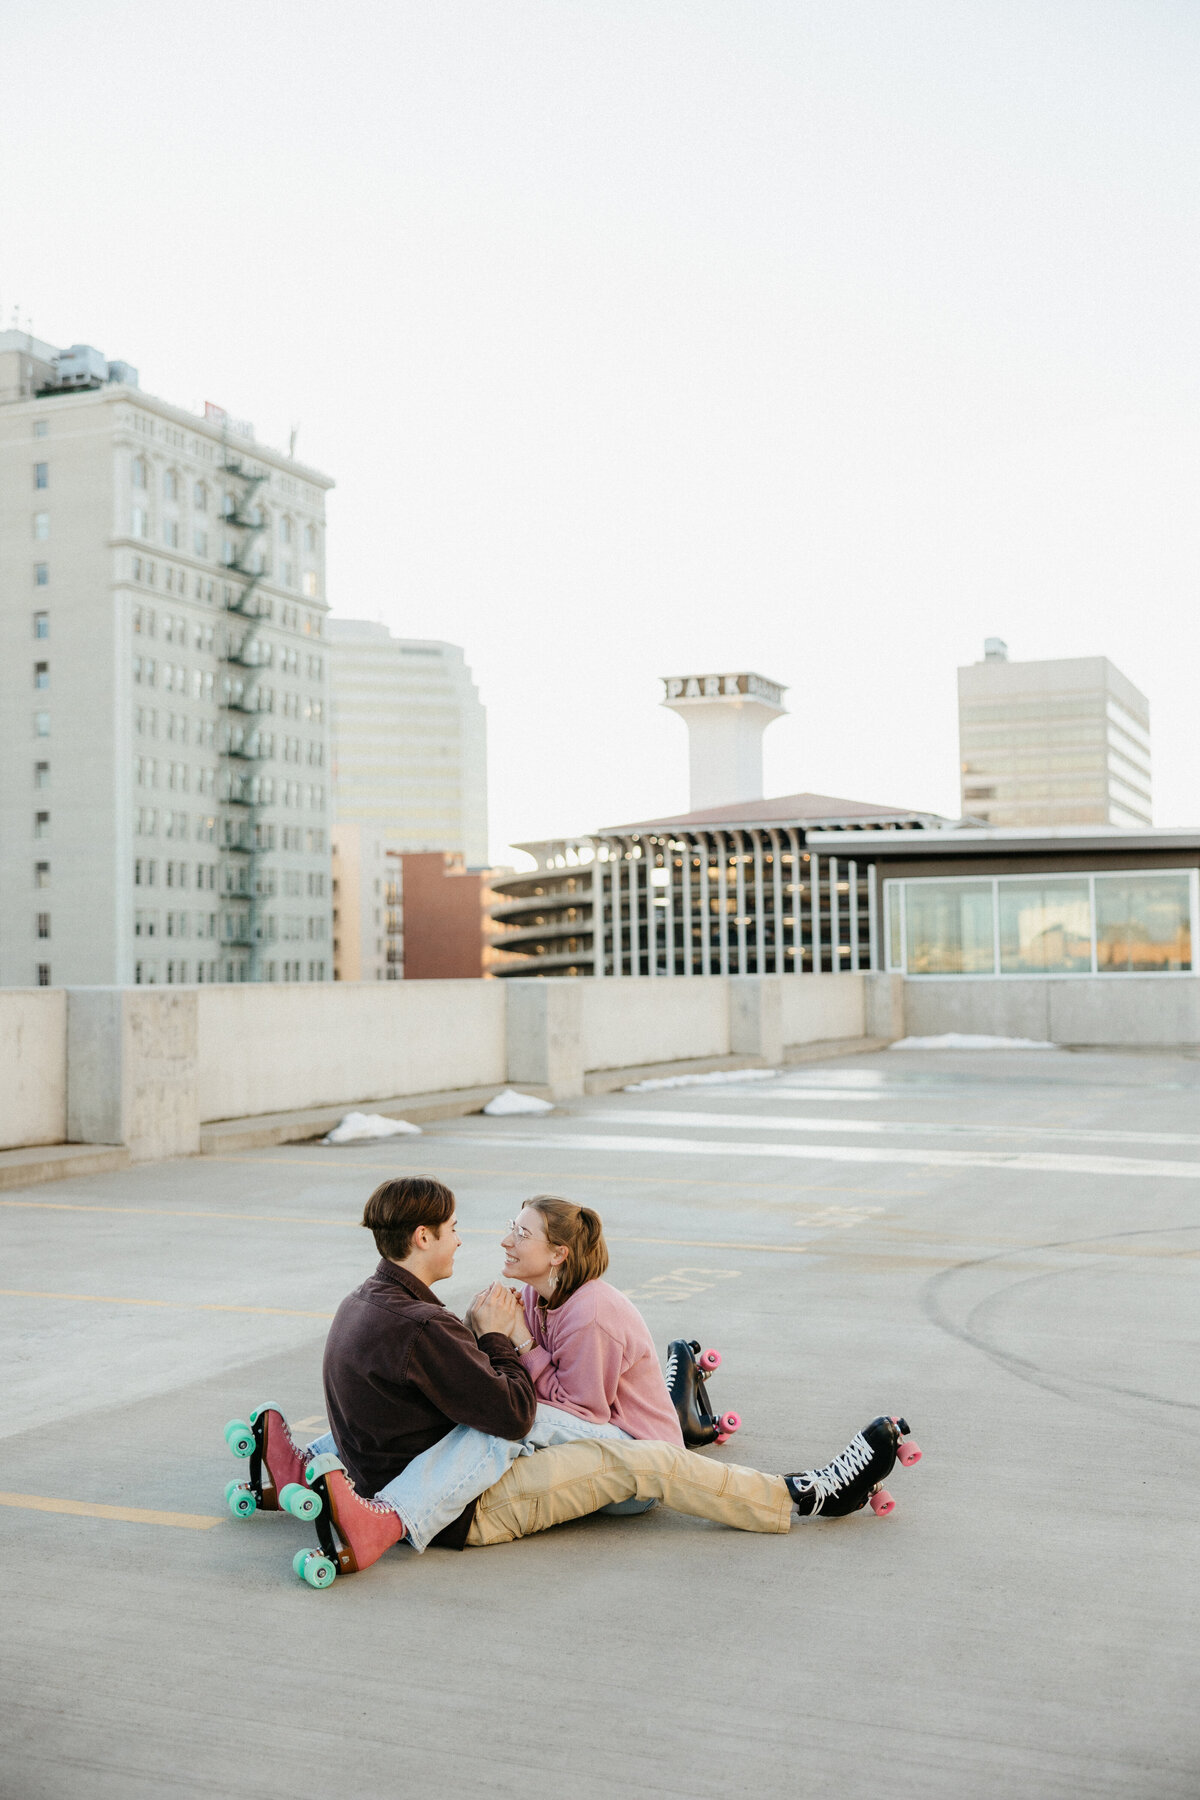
[489, 793, 950, 978]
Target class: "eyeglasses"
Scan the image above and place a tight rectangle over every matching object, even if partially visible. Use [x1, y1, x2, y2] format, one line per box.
[507, 1218, 544, 1244]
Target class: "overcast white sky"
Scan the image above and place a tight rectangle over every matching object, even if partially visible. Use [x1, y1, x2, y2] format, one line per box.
[4, 1, 1199, 860]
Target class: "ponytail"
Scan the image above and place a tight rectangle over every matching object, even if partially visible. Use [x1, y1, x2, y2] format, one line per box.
[526, 1194, 609, 1309]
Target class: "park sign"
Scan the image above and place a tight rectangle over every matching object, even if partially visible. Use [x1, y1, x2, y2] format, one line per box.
[662, 672, 787, 709]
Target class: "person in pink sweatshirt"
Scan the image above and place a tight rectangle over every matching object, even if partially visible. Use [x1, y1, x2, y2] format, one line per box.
[502, 1194, 683, 1446]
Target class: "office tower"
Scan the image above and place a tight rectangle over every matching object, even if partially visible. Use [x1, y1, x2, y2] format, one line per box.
[0, 330, 335, 985]
[328, 621, 488, 866]
[958, 640, 1152, 828]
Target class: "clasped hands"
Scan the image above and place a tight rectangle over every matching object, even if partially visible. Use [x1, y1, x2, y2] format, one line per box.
[465, 1280, 528, 1345]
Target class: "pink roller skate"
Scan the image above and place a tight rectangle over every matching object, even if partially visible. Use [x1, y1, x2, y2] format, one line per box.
[290, 1455, 407, 1590]
[222, 1403, 320, 1522]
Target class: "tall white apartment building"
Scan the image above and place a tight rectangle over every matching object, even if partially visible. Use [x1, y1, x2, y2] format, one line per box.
[958, 641, 1152, 829]
[328, 620, 488, 866]
[0, 330, 335, 986]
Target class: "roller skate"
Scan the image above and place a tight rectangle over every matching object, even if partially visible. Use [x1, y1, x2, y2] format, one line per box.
[665, 1338, 742, 1448]
[222, 1403, 321, 1523]
[290, 1454, 407, 1590]
[785, 1416, 922, 1519]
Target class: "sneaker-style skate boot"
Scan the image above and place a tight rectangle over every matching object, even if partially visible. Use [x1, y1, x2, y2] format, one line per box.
[665, 1339, 742, 1447]
[223, 1404, 321, 1523]
[785, 1416, 922, 1519]
[290, 1454, 407, 1590]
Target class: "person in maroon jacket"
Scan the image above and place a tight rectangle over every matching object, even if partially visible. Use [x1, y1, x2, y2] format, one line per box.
[274, 1175, 920, 1588]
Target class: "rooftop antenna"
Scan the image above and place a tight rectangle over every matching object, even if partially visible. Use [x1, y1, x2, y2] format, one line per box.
[288, 423, 300, 458]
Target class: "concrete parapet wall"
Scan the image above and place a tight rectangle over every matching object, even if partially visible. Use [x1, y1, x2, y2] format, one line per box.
[196, 981, 508, 1122]
[0, 990, 67, 1150]
[67, 989, 199, 1161]
[779, 972, 866, 1048]
[901, 977, 1200, 1046]
[3, 973, 892, 1165]
[580, 978, 731, 1073]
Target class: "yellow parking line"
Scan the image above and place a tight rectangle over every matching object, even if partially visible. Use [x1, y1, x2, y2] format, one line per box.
[0, 1491, 222, 1530]
[0, 1288, 334, 1318]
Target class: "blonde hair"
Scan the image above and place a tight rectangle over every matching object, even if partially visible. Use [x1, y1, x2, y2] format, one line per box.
[525, 1194, 609, 1310]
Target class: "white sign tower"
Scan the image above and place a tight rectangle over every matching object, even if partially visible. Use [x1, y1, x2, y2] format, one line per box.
[661, 672, 788, 812]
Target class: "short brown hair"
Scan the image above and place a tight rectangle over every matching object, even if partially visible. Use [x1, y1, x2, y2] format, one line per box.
[362, 1176, 455, 1262]
[526, 1194, 609, 1309]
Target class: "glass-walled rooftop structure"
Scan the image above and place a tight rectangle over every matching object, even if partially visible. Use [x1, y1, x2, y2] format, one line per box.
[884, 869, 1195, 978]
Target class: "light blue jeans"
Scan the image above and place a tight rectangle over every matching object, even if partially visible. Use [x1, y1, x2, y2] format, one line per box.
[308, 1405, 654, 1553]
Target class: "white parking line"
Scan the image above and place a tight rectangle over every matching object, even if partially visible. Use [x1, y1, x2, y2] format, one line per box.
[442, 1130, 1200, 1180]
[596, 1108, 1200, 1148]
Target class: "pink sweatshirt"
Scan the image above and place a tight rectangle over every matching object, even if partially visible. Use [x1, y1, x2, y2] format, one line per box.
[520, 1279, 684, 1445]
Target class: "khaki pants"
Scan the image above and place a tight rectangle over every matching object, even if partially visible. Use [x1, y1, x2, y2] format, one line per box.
[465, 1437, 793, 1546]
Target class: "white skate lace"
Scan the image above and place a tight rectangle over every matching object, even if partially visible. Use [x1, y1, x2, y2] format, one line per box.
[795, 1432, 874, 1513]
[665, 1350, 680, 1393]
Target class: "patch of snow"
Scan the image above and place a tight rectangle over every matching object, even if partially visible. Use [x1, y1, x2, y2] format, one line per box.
[889, 1033, 1057, 1051]
[625, 1068, 779, 1092]
[322, 1111, 423, 1144]
[483, 1088, 555, 1116]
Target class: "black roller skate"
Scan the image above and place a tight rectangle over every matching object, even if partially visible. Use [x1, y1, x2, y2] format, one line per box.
[785, 1416, 922, 1518]
[665, 1339, 742, 1448]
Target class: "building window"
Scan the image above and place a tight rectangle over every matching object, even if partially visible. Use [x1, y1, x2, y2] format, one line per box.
[37, 964, 50, 987]
[132, 458, 148, 489]
[34, 662, 48, 689]
[34, 762, 49, 789]
[885, 870, 1194, 978]
[34, 712, 50, 737]
[33, 610, 48, 637]
[34, 811, 49, 838]
[33, 419, 48, 438]
[163, 469, 178, 500]
[33, 512, 49, 539]
[132, 506, 149, 538]
[35, 862, 49, 888]
[302, 571, 318, 597]
[36, 913, 50, 939]
[194, 482, 208, 511]
[34, 462, 48, 489]
[163, 518, 179, 548]
[194, 527, 208, 557]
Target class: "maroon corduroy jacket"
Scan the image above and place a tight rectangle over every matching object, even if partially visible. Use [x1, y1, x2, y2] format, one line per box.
[322, 1260, 536, 1549]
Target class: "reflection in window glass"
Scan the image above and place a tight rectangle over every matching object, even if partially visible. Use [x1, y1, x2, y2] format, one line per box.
[1095, 874, 1191, 972]
[998, 881, 1091, 973]
[905, 882, 994, 974]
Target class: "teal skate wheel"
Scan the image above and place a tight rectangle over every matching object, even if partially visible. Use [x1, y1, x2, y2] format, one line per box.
[292, 1547, 312, 1578]
[225, 1419, 255, 1458]
[280, 1482, 321, 1521]
[226, 1483, 257, 1519]
[298, 1551, 337, 1590]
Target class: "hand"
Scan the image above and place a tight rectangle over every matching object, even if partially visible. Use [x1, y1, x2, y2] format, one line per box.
[470, 1281, 521, 1340]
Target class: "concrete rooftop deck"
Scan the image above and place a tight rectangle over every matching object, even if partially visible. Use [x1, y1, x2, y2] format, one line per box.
[3, 1046, 1198, 1798]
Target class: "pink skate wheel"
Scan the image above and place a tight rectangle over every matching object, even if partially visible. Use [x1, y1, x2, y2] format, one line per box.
[698, 1348, 721, 1371]
[718, 1411, 741, 1433]
[869, 1488, 895, 1516]
[714, 1433, 730, 1445]
[897, 1440, 922, 1466]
